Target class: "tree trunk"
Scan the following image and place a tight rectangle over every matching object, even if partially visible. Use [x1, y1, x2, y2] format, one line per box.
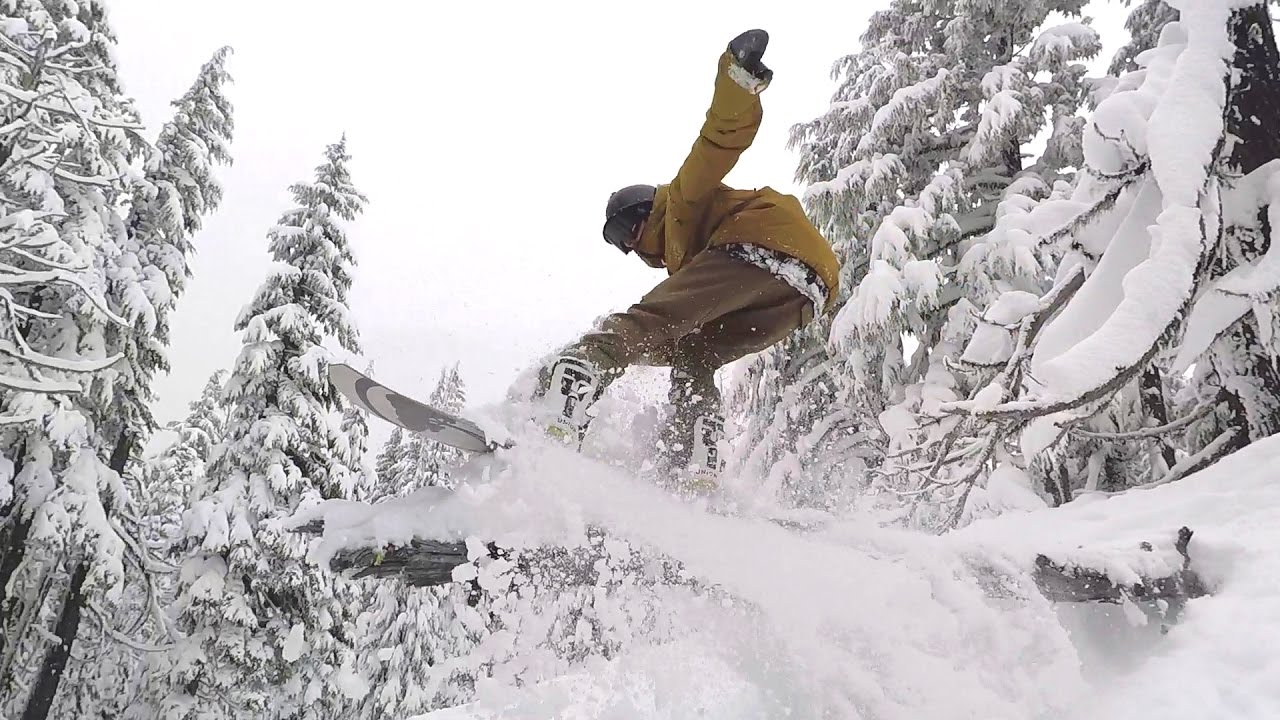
[1139, 366, 1180, 471]
[20, 431, 133, 719]
[21, 562, 86, 720]
[1227, 3, 1280, 175]
[0, 447, 28, 657]
[1209, 4, 1280, 450]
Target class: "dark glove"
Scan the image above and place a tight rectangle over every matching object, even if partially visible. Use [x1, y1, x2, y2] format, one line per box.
[728, 29, 772, 84]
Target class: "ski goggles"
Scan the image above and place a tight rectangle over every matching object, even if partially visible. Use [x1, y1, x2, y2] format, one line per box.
[602, 206, 648, 253]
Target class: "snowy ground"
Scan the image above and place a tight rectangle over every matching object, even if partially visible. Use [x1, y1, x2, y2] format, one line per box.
[293, 419, 1280, 720]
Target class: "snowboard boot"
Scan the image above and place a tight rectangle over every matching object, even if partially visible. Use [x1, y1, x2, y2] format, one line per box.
[684, 411, 727, 495]
[659, 367, 725, 496]
[534, 355, 602, 448]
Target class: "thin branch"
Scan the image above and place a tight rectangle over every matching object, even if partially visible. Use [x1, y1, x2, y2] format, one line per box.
[4, 245, 89, 272]
[1147, 427, 1243, 488]
[0, 266, 129, 325]
[1069, 399, 1217, 441]
[84, 602, 174, 653]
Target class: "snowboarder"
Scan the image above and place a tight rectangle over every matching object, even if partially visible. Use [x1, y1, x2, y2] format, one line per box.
[535, 29, 840, 492]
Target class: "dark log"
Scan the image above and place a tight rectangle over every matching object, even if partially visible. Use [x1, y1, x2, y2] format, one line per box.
[331, 538, 471, 587]
[297, 521, 1208, 606]
[1030, 527, 1206, 604]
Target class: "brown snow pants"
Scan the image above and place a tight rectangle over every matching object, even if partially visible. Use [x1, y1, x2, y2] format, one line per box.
[564, 248, 814, 464]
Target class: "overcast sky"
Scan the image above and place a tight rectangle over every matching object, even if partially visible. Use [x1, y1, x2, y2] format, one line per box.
[110, 1, 1129, 451]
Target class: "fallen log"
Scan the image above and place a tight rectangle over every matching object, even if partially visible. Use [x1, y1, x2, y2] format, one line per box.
[1029, 526, 1206, 603]
[294, 522, 1208, 604]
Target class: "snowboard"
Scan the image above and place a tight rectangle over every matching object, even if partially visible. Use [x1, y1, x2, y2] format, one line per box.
[328, 363, 504, 453]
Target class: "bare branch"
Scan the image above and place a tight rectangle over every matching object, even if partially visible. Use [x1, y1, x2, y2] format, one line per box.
[1147, 427, 1244, 488]
[1070, 399, 1217, 441]
[84, 602, 174, 653]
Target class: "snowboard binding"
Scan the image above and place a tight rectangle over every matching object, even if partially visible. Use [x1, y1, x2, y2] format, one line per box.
[537, 356, 601, 447]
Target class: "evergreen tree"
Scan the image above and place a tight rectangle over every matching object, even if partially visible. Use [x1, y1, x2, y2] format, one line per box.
[909, 1, 1280, 524]
[138, 370, 230, 545]
[159, 139, 368, 719]
[36, 42, 234, 719]
[1108, 0, 1179, 75]
[0, 4, 187, 717]
[371, 426, 408, 499]
[414, 363, 466, 488]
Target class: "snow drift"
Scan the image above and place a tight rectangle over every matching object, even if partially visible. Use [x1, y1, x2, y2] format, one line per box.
[290, 422, 1280, 719]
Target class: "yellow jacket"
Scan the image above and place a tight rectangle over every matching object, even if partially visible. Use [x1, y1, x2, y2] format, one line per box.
[633, 51, 840, 310]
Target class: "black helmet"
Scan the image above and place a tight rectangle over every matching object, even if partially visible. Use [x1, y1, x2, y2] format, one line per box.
[602, 184, 655, 253]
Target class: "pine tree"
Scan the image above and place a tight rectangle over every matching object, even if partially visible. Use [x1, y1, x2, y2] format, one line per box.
[97, 44, 234, 463]
[27, 41, 234, 719]
[139, 370, 230, 544]
[1108, 0, 1179, 75]
[371, 426, 408, 500]
[414, 363, 466, 488]
[908, 1, 1280, 524]
[371, 364, 467, 496]
[160, 139, 367, 719]
[730, 0, 1101, 510]
[0, 4, 186, 717]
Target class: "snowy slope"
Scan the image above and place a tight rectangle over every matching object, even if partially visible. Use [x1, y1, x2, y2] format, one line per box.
[954, 434, 1280, 718]
[296, 432, 1280, 720]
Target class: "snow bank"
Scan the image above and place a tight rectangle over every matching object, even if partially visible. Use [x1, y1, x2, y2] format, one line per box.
[299, 433, 1082, 719]
[302, 431, 1280, 719]
[954, 432, 1280, 718]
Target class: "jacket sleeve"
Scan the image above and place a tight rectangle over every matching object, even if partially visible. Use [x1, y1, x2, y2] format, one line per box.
[668, 51, 766, 208]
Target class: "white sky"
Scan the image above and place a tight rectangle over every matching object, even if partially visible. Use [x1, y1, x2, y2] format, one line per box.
[110, 1, 1129, 443]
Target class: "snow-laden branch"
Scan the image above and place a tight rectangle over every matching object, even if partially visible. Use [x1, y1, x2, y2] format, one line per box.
[0, 266, 129, 325]
[3, 245, 89, 272]
[0, 370, 80, 393]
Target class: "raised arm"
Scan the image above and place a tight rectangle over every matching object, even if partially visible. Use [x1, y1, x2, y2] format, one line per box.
[669, 30, 773, 208]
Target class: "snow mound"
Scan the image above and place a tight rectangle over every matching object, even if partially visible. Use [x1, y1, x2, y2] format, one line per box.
[954, 432, 1280, 719]
[297, 432, 1280, 719]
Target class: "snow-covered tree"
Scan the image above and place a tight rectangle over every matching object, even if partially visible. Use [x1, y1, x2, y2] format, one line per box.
[730, 0, 1102, 511]
[0, 4, 173, 717]
[0, 33, 234, 718]
[158, 139, 368, 719]
[372, 426, 408, 495]
[96, 45, 234, 469]
[905, 0, 1280, 525]
[138, 370, 230, 544]
[1109, 0, 1179, 75]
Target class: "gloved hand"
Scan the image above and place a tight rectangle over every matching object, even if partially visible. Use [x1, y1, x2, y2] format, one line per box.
[728, 29, 772, 85]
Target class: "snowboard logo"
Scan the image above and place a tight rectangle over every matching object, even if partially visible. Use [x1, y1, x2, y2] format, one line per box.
[329, 364, 497, 453]
[352, 375, 449, 433]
